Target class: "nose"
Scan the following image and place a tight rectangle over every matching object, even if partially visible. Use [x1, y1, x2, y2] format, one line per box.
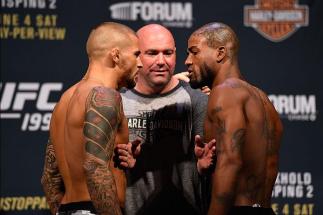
[156, 53, 166, 66]
[185, 54, 192, 66]
[137, 57, 143, 68]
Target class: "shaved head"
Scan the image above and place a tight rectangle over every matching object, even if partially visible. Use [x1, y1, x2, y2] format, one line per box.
[86, 22, 136, 59]
[192, 22, 239, 60]
[136, 24, 175, 46]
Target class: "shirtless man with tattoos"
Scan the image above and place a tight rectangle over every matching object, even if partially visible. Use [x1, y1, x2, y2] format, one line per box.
[185, 22, 283, 215]
[41, 22, 142, 215]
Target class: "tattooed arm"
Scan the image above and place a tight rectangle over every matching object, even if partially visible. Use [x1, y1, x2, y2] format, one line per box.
[111, 110, 129, 208]
[207, 86, 246, 215]
[41, 140, 64, 214]
[83, 87, 122, 215]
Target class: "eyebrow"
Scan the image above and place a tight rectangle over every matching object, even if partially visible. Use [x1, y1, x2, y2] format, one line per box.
[145, 48, 174, 52]
[144, 49, 157, 54]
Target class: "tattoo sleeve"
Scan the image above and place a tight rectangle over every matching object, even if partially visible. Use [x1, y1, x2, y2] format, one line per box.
[41, 140, 64, 215]
[83, 87, 122, 215]
[209, 100, 246, 215]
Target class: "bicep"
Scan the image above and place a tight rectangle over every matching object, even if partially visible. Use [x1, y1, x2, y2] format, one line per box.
[213, 104, 246, 164]
[84, 87, 121, 163]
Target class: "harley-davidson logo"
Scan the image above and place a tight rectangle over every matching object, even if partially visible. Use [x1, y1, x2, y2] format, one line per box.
[244, 0, 309, 42]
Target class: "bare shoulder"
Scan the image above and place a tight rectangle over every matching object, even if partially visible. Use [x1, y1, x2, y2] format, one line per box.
[84, 86, 123, 128]
[210, 78, 249, 108]
[85, 86, 122, 109]
[52, 84, 78, 117]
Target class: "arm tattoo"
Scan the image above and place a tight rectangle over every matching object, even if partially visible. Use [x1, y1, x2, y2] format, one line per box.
[215, 119, 226, 155]
[213, 106, 223, 114]
[213, 106, 226, 155]
[84, 87, 122, 162]
[211, 100, 246, 213]
[84, 159, 122, 215]
[231, 128, 246, 153]
[83, 87, 122, 215]
[41, 140, 64, 214]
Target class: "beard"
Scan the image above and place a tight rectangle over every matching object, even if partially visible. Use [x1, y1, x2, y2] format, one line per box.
[189, 78, 203, 89]
[189, 63, 213, 89]
[119, 69, 137, 89]
[125, 77, 136, 89]
[124, 71, 137, 89]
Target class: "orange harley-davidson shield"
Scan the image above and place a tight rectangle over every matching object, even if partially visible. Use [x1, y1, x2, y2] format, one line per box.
[244, 0, 309, 42]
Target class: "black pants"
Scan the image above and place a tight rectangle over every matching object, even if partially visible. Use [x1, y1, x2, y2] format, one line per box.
[57, 201, 97, 215]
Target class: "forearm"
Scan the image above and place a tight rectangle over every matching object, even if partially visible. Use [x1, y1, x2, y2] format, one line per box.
[208, 162, 241, 215]
[41, 141, 64, 214]
[110, 161, 126, 208]
[84, 159, 122, 215]
[41, 173, 64, 214]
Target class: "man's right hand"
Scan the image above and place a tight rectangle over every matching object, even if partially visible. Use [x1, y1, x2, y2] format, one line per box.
[173, 71, 190, 82]
[174, 72, 211, 95]
[194, 135, 216, 175]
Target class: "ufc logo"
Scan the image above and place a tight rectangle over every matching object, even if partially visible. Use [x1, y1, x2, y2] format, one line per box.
[0, 82, 63, 111]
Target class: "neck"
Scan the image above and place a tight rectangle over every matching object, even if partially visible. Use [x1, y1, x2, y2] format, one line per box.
[83, 62, 119, 89]
[212, 61, 242, 88]
[135, 77, 179, 95]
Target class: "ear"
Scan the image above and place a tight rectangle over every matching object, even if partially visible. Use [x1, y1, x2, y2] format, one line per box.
[111, 48, 120, 65]
[216, 46, 226, 63]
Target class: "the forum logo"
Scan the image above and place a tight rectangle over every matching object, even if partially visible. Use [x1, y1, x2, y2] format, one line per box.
[268, 94, 317, 121]
[109, 2, 193, 28]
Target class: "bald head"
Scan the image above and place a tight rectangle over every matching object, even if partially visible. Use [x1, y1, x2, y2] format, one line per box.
[86, 22, 136, 59]
[192, 22, 239, 60]
[136, 24, 175, 48]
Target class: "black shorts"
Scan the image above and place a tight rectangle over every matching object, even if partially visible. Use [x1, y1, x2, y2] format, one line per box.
[229, 206, 276, 215]
[57, 201, 97, 215]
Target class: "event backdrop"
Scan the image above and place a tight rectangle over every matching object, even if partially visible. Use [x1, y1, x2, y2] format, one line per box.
[1, 0, 322, 214]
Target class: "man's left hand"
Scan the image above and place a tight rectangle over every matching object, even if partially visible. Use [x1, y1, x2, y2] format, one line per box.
[115, 138, 142, 169]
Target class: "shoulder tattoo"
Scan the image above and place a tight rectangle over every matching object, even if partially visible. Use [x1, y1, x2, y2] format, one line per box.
[84, 87, 122, 162]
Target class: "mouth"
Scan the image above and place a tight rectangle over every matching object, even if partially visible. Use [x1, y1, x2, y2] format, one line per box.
[151, 70, 168, 75]
[153, 69, 167, 72]
[187, 69, 194, 77]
